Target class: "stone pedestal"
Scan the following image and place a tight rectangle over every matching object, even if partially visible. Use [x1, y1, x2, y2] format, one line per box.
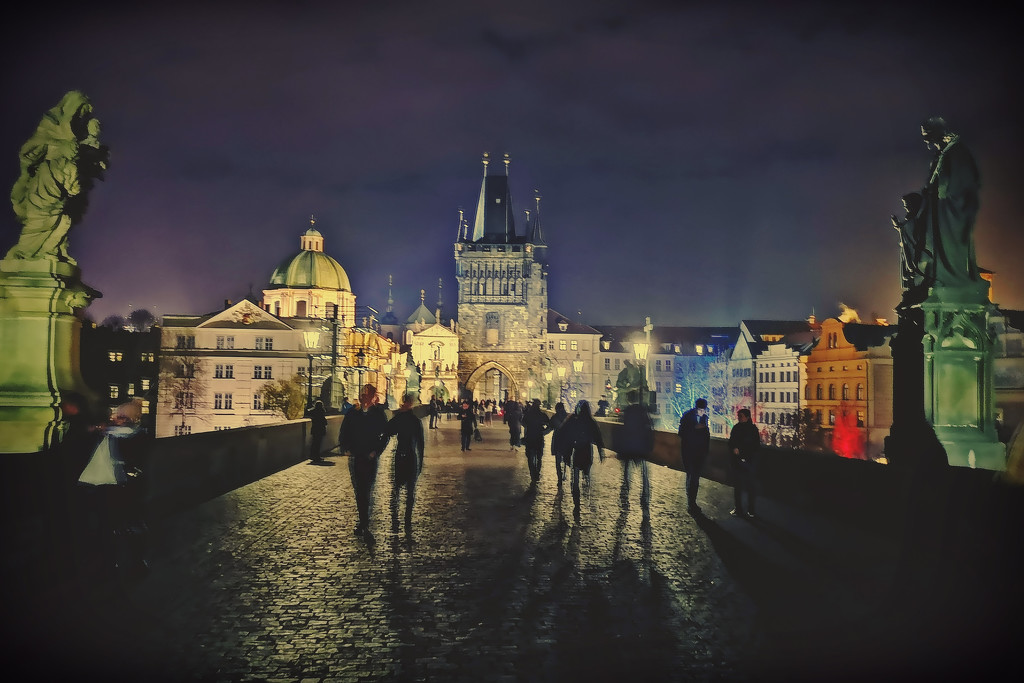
[921, 287, 1005, 470]
[0, 257, 99, 453]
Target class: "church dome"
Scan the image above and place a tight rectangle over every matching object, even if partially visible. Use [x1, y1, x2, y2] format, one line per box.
[267, 219, 351, 291]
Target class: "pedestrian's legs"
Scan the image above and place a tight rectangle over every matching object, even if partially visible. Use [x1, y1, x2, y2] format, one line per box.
[571, 464, 582, 512]
[405, 477, 416, 533]
[685, 469, 700, 508]
[640, 459, 651, 512]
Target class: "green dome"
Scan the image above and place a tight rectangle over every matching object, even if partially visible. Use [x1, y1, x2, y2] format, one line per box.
[269, 250, 351, 291]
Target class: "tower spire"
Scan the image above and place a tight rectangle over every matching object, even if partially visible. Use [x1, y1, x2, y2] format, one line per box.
[503, 153, 510, 176]
[482, 152, 489, 177]
[437, 277, 443, 309]
[386, 274, 394, 314]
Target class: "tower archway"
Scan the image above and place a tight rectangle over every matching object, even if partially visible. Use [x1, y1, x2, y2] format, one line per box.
[464, 361, 519, 403]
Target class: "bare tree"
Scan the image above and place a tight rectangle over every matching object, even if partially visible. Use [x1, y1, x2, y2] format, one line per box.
[158, 353, 207, 432]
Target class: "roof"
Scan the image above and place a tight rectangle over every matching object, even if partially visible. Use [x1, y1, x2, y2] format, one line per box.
[741, 319, 813, 341]
[842, 323, 897, 351]
[268, 250, 351, 291]
[406, 303, 436, 325]
[593, 324, 739, 353]
[470, 164, 517, 243]
[547, 309, 602, 335]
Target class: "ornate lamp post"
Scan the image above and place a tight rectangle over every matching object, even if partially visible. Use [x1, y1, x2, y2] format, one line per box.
[303, 329, 322, 410]
[545, 370, 553, 408]
[572, 353, 584, 406]
[557, 365, 567, 409]
[633, 339, 650, 410]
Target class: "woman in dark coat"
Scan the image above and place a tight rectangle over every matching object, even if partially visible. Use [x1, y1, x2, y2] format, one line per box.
[567, 400, 605, 515]
[548, 403, 571, 486]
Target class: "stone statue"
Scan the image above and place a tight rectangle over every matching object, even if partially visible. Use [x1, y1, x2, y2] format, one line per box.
[5, 91, 108, 264]
[915, 116, 981, 292]
[614, 360, 646, 409]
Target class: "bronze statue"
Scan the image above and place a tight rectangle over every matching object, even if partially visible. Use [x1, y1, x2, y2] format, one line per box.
[6, 91, 108, 264]
[916, 116, 981, 291]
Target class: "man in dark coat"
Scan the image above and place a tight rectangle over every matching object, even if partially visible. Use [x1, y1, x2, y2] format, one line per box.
[387, 393, 425, 538]
[728, 408, 760, 519]
[615, 391, 654, 515]
[307, 400, 328, 464]
[428, 397, 440, 429]
[678, 397, 710, 514]
[457, 399, 477, 452]
[503, 399, 523, 450]
[522, 399, 551, 484]
[338, 384, 390, 542]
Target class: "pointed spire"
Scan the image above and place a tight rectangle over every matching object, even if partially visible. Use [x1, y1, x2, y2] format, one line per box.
[457, 207, 467, 241]
[437, 277, 443, 309]
[420, 289, 425, 306]
[386, 274, 394, 313]
[471, 152, 515, 243]
[529, 189, 545, 245]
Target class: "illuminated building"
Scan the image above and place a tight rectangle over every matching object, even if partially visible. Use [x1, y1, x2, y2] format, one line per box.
[801, 315, 896, 459]
[454, 154, 548, 402]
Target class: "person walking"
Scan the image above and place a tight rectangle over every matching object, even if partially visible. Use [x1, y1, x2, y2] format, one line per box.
[548, 402, 571, 486]
[387, 393, 425, 539]
[678, 397, 711, 514]
[307, 400, 328, 464]
[504, 398, 523, 450]
[522, 398, 551, 485]
[338, 384, 391, 542]
[614, 391, 654, 517]
[428, 397, 440, 430]
[567, 400, 605, 517]
[458, 398, 477, 452]
[728, 408, 761, 519]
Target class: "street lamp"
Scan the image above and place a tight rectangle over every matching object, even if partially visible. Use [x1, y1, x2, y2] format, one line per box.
[303, 329, 322, 410]
[557, 365, 567, 408]
[356, 349, 366, 398]
[545, 370, 553, 407]
[633, 339, 650, 409]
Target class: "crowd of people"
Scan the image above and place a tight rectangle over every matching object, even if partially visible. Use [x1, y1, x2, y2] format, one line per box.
[332, 388, 762, 537]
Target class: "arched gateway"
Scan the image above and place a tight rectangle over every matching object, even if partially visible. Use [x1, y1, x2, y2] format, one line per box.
[464, 361, 519, 403]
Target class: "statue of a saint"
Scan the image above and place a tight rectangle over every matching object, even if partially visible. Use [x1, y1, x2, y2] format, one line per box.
[614, 360, 646, 409]
[915, 116, 982, 291]
[5, 91, 108, 264]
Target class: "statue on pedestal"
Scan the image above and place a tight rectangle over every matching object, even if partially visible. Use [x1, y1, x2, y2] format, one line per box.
[894, 116, 983, 305]
[6, 91, 108, 264]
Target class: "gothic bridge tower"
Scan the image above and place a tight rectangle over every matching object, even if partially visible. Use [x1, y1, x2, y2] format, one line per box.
[455, 153, 548, 401]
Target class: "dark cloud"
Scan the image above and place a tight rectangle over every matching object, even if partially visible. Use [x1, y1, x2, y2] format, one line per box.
[0, 0, 1021, 328]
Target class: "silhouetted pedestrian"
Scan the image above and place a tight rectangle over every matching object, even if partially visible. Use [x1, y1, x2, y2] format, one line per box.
[522, 398, 551, 485]
[615, 391, 654, 517]
[567, 400, 605, 516]
[458, 398, 476, 452]
[387, 393, 425, 540]
[678, 397, 711, 514]
[504, 398, 523, 450]
[548, 402, 571, 486]
[728, 408, 760, 519]
[338, 384, 391, 542]
[307, 400, 328, 463]
[428, 397, 440, 429]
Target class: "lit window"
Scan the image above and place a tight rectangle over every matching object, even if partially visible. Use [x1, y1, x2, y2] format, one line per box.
[570, 340, 578, 351]
[141, 378, 150, 391]
[857, 411, 865, 427]
[109, 385, 119, 399]
[126, 385, 135, 396]
[559, 341, 567, 351]
[829, 410, 836, 425]
[856, 384, 864, 401]
[696, 345, 703, 355]
[675, 383, 682, 394]
[842, 384, 850, 400]
[140, 400, 150, 415]
[108, 351, 123, 362]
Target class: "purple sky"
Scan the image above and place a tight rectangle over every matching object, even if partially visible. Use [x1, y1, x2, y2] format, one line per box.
[1, 1, 1021, 327]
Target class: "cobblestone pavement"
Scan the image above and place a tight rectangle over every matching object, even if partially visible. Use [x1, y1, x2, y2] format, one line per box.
[18, 418, 919, 682]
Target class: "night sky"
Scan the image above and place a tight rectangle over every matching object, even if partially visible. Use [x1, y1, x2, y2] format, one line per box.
[1, 1, 1021, 328]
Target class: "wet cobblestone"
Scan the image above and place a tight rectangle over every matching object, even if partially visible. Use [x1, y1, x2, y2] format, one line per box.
[16, 419, 922, 681]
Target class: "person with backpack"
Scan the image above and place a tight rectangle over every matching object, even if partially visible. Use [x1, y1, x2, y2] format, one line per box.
[567, 400, 605, 517]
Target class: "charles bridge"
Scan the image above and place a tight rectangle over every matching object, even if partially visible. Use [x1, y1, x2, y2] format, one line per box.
[3, 409, 1022, 682]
